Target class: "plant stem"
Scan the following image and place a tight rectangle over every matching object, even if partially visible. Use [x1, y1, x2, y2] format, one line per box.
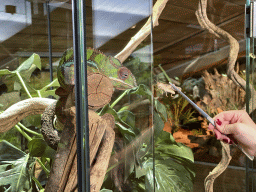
[32, 176, 44, 190]
[15, 71, 32, 98]
[158, 64, 172, 83]
[15, 124, 50, 177]
[110, 89, 128, 108]
[18, 122, 42, 137]
[36, 157, 50, 176]
[37, 90, 42, 98]
[15, 124, 32, 142]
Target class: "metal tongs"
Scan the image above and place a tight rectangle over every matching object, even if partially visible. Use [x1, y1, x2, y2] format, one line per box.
[169, 83, 254, 161]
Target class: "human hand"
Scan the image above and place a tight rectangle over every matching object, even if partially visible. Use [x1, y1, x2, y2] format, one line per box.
[208, 110, 256, 157]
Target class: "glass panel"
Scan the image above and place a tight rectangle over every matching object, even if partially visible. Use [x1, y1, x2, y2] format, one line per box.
[0, 0, 252, 191]
[247, 1, 255, 191]
[89, 0, 155, 191]
[154, 0, 247, 191]
[0, 0, 73, 191]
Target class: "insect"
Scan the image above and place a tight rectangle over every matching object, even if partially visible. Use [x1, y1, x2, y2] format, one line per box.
[156, 82, 180, 96]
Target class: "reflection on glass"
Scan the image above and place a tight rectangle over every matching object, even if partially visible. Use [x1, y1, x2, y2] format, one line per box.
[0, 1, 73, 191]
[90, 0, 155, 191]
[154, 0, 247, 191]
[0, 0, 252, 191]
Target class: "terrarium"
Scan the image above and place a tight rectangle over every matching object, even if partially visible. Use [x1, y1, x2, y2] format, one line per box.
[0, 0, 255, 191]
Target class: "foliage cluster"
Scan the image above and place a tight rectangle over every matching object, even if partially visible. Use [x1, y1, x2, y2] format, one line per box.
[0, 54, 195, 192]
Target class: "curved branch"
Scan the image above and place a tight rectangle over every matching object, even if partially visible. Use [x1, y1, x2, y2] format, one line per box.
[0, 98, 56, 133]
[196, 0, 243, 89]
[196, 0, 256, 113]
[204, 142, 232, 192]
[115, 0, 169, 63]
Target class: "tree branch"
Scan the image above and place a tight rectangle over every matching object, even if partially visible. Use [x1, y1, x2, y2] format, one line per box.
[195, 0, 256, 113]
[115, 0, 169, 63]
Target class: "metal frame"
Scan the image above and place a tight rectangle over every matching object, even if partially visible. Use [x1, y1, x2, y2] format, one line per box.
[72, 0, 90, 191]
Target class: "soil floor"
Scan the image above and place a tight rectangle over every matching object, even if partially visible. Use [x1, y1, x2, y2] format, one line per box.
[163, 121, 247, 167]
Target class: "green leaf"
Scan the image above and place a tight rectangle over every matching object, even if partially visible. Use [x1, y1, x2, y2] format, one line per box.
[154, 100, 167, 121]
[28, 138, 47, 157]
[23, 114, 42, 128]
[15, 54, 41, 81]
[99, 104, 119, 121]
[28, 138, 56, 159]
[116, 123, 136, 137]
[155, 131, 176, 145]
[38, 78, 60, 98]
[117, 110, 135, 128]
[0, 140, 35, 191]
[155, 142, 194, 163]
[0, 69, 12, 76]
[99, 105, 137, 143]
[14, 81, 22, 91]
[153, 110, 165, 138]
[143, 158, 194, 192]
[43, 146, 56, 160]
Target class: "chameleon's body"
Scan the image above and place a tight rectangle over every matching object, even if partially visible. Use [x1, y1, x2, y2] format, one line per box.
[57, 47, 137, 93]
[42, 47, 137, 191]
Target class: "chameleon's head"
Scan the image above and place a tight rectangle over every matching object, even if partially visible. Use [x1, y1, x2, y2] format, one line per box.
[57, 48, 75, 91]
[87, 48, 137, 90]
[108, 66, 137, 90]
[58, 47, 137, 91]
[105, 56, 137, 90]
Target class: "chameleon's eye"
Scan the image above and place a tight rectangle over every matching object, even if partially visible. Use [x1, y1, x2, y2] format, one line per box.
[118, 67, 130, 80]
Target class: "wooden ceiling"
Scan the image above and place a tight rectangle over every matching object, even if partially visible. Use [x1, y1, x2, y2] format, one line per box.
[0, 0, 246, 77]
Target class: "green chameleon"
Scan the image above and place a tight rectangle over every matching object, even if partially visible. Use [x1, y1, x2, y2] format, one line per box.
[57, 47, 137, 91]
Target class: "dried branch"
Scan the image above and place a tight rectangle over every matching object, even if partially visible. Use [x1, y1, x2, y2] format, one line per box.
[0, 98, 56, 133]
[196, 0, 256, 113]
[195, 2, 236, 191]
[115, 0, 169, 63]
[204, 142, 232, 192]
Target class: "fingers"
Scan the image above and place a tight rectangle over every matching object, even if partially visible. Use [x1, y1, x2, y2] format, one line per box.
[208, 111, 243, 144]
[215, 120, 237, 135]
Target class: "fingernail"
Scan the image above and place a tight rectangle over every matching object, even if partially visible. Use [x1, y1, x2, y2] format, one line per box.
[216, 119, 222, 126]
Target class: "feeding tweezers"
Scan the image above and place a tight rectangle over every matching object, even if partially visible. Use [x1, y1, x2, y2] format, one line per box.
[169, 83, 254, 161]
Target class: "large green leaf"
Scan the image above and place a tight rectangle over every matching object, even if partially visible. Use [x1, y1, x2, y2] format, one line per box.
[0, 140, 35, 192]
[154, 100, 167, 121]
[155, 130, 176, 145]
[1, 54, 41, 95]
[28, 138, 47, 157]
[155, 143, 194, 164]
[143, 158, 194, 192]
[28, 138, 56, 159]
[117, 110, 135, 129]
[153, 110, 165, 138]
[135, 130, 195, 191]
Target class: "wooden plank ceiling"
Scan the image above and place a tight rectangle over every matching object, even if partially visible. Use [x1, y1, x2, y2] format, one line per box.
[0, 0, 245, 77]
